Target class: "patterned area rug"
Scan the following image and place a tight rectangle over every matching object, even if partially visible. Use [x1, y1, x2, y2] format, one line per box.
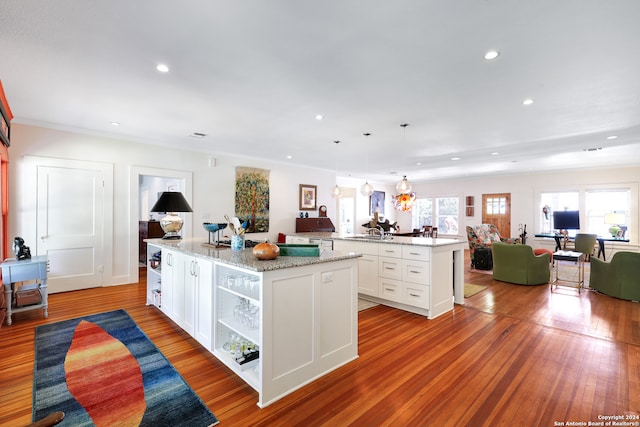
[464, 283, 488, 298]
[358, 299, 379, 311]
[33, 309, 218, 426]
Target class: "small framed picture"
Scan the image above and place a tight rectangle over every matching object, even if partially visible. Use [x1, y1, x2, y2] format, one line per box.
[299, 184, 317, 210]
[370, 191, 385, 216]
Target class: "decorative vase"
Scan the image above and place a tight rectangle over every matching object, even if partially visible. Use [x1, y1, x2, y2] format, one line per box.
[231, 235, 245, 251]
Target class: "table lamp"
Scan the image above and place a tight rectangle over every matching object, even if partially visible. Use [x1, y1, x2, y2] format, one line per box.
[604, 212, 625, 238]
[150, 191, 193, 239]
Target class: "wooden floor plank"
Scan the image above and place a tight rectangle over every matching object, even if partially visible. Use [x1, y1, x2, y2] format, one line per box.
[1, 258, 638, 426]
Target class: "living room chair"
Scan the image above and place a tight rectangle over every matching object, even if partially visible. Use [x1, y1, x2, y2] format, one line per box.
[491, 242, 550, 285]
[590, 251, 640, 301]
[466, 224, 520, 268]
[570, 233, 597, 261]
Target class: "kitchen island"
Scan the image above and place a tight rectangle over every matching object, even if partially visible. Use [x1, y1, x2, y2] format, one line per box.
[145, 238, 361, 408]
[287, 232, 467, 319]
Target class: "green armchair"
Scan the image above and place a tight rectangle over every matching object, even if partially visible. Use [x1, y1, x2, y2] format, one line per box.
[590, 252, 640, 301]
[492, 242, 550, 285]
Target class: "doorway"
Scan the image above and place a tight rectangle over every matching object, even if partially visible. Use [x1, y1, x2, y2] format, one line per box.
[337, 187, 355, 235]
[129, 166, 193, 284]
[482, 193, 512, 238]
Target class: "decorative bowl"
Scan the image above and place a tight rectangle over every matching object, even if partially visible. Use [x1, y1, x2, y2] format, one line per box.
[203, 222, 228, 233]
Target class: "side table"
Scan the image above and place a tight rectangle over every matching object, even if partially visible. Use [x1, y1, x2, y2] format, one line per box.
[1, 256, 49, 325]
[551, 251, 585, 294]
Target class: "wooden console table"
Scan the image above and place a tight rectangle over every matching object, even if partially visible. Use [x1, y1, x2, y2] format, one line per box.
[1, 256, 49, 325]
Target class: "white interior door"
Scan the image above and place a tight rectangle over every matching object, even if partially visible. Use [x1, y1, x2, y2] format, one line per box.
[36, 161, 107, 293]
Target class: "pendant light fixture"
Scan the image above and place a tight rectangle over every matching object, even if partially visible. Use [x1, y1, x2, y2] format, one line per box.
[395, 123, 412, 194]
[331, 140, 342, 198]
[360, 132, 374, 197]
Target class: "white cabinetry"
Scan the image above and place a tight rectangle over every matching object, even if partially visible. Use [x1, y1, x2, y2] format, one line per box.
[144, 239, 359, 408]
[157, 248, 213, 348]
[334, 239, 460, 319]
[213, 258, 358, 408]
[333, 240, 378, 296]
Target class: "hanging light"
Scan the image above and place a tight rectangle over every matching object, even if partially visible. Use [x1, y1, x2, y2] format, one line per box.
[395, 123, 412, 193]
[395, 175, 412, 193]
[331, 140, 342, 198]
[360, 132, 374, 197]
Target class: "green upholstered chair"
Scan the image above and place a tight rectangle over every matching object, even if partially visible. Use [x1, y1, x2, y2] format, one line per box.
[491, 242, 550, 285]
[590, 252, 640, 301]
[571, 233, 598, 261]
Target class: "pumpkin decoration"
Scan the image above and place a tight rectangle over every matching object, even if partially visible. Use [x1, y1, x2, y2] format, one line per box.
[252, 240, 280, 260]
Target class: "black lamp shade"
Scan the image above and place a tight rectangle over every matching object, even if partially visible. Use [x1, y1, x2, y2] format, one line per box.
[151, 192, 193, 213]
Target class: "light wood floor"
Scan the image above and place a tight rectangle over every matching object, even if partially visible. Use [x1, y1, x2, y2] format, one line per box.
[1, 257, 638, 426]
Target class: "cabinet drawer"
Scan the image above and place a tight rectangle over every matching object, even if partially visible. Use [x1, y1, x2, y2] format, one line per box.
[3, 262, 47, 283]
[335, 240, 379, 256]
[402, 245, 430, 261]
[404, 283, 429, 309]
[379, 257, 402, 280]
[379, 277, 402, 303]
[378, 244, 402, 258]
[402, 259, 429, 285]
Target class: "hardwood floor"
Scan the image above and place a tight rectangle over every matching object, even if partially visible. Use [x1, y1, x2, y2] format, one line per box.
[1, 259, 638, 426]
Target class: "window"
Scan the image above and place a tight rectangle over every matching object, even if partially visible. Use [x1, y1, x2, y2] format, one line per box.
[540, 191, 579, 235]
[412, 197, 459, 235]
[540, 189, 630, 237]
[585, 189, 629, 237]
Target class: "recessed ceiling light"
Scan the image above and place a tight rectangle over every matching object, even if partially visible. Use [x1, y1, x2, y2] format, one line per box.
[156, 64, 169, 73]
[491, 152, 499, 155]
[606, 135, 618, 140]
[315, 114, 324, 120]
[484, 50, 500, 60]
[416, 162, 422, 166]
[451, 157, 461, 161]
[110, 121, 120, 127]
[522, 98, 534, 106]
[287, 155, 292, 159]
[190, 132, 206, 138]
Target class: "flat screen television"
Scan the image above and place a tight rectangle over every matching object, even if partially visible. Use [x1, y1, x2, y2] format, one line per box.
[553, 210, 580, 230]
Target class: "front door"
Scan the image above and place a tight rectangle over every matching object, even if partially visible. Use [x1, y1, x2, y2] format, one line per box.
[35, 158, 110, 293]
[482, 193, 512, 238]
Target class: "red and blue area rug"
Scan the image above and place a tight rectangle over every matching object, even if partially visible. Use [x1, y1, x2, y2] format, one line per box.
[33, 309, 218, 426]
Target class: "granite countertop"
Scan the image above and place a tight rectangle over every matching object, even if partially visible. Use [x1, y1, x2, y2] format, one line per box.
[290, 232, 466, 248]
[145, 238, 361, 272]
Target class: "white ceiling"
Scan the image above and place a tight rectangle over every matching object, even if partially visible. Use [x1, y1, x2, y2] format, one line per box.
[2, 1, 640, 184]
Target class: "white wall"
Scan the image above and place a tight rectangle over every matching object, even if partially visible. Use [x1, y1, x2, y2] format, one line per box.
[9, 124, 337, 286]
[8, 124, 640, 287]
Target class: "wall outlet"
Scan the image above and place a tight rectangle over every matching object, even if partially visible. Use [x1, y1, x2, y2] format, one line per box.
[321, 271, 334, 283]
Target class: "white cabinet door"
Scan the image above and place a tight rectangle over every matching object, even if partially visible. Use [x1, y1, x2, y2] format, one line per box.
[183, 255, 196, 335]
[358, 254, 379, 296]
[167, 250, 187, 328]
[194, 258, 213, 350]
[160, 250, 175, 318]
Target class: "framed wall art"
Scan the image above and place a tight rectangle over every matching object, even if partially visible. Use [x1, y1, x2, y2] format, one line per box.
[370, 190, 385, 216]
[299, 184, 317, 210]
